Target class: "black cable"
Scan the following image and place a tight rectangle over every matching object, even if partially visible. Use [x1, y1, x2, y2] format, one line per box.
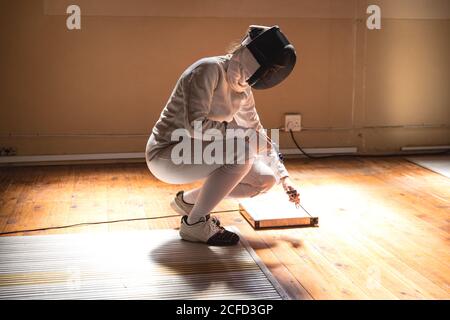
[289, 129, 336, 159]
[288, 129, 450, 159]
[0, 209, 240, 236]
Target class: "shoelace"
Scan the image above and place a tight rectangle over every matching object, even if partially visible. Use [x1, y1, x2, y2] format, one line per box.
[205, 214, 221, 227]
[209, 218, 224, 234]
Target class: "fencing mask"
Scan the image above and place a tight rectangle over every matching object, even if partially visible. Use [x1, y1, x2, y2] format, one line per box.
[241, 25, 296, 90]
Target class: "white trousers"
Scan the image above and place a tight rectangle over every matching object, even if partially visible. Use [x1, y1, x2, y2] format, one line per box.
[146, 137, 277, 221]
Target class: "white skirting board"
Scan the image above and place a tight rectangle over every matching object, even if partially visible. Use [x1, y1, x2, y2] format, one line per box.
[280, 147, 357, 155]
[401, 145, 450, 151]
[0, 147, 358, 165]
[0, 229, 290, 300]
[0, 152, 146, 164]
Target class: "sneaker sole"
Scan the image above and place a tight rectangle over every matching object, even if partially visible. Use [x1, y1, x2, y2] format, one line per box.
[179, 231, 202, 243]
[207, 231, 240, 246]
[179, 229, 239, 246]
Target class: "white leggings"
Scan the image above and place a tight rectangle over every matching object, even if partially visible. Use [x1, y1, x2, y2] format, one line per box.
[146, 138, 276, 222]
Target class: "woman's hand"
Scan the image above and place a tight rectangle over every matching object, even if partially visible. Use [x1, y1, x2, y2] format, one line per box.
[281, 177, 300, 207]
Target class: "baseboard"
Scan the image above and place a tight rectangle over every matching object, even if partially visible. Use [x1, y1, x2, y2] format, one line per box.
[401, 145, 450, 151]
[280, 147, 358, 155]
[2, 145, 448, 166]
[0, 147, 361, 166]
[0, 152, 145, 165]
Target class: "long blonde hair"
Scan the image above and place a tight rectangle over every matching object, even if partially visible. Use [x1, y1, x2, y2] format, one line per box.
[226, 40, 243, 55]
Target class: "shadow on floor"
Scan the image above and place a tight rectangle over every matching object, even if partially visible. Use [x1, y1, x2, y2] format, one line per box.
[149, 237, 286, 298]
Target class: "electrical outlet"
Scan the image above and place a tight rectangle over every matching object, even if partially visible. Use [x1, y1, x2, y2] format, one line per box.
[0, 147, 17, 156]
[284, 114, 302, 132]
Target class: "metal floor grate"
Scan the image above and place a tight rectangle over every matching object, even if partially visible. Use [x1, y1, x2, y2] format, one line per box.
[0, 228, 288, 300]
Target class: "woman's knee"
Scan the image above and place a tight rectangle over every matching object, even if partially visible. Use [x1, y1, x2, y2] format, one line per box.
[220, 159, 254, 176]
[257, 173, 277, 192]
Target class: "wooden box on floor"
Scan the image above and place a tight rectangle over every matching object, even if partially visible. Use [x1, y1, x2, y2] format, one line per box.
[239, 191, 319, 229]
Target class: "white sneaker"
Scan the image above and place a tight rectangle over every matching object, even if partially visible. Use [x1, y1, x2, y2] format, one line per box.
[171, 191, 221, 226]
[179, 215, 239, 246]
[170, 191, 193, 215]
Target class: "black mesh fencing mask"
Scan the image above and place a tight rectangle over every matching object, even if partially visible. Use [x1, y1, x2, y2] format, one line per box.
[243, 25, 297, 90]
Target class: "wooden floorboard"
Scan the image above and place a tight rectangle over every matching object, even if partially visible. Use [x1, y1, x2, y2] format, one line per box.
[0, 156, 449, 299]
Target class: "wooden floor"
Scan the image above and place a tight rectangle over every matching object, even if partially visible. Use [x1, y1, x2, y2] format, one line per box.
[0, 157, 449, 299]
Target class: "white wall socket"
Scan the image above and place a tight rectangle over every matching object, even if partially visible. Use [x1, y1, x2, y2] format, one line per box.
[285, 114, 302, 132]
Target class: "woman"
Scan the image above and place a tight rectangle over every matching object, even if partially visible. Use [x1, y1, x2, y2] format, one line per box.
[146, 25, 300, 246]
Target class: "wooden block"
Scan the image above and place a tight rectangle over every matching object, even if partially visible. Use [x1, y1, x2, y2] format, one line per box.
[239, 191, 319, 229]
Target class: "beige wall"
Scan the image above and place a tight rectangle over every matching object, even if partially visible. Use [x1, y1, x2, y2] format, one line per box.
[0, 0, 449, 156]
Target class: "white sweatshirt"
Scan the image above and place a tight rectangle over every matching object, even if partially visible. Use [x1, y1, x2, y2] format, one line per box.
[146, 54, 289, 180]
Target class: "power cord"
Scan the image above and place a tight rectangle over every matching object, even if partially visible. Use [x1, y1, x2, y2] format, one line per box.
[289, 129, 339, 159]
[288, 129, 450, 159]
[0, 209, 240, 236]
